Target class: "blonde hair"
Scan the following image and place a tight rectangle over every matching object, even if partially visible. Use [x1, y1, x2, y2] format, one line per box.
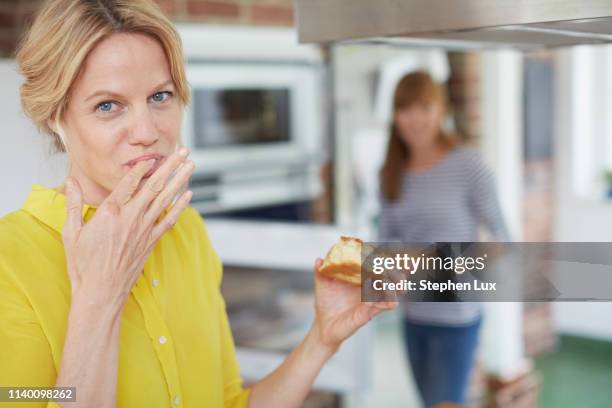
[15, 0, 190, 154]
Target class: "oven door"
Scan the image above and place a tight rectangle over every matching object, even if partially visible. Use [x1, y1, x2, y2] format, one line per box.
[182, 63, 322, 175]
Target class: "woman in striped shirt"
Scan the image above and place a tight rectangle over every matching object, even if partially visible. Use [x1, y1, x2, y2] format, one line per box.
[378, 71, 510, 407]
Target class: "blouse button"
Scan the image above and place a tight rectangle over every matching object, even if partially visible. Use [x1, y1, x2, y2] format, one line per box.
[158, 335, 167, 345]
[173, 395, 180, 406]
[152, 278, 160, 288]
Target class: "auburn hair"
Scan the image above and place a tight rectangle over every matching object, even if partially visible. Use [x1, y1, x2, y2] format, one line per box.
[380, 71, 461, 202]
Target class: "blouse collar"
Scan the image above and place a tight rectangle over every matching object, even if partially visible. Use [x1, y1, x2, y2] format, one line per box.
[21, 183, 170, 234]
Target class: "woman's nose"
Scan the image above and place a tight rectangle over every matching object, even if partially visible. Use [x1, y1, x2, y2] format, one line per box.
[128, 106, 160, 145]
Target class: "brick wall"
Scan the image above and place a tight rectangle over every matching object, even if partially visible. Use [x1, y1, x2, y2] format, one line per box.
[159, 0, 294, 26]
[0, 0, 39, 58]
[447, 52, 482, 143]
[0, 0, 294, 58]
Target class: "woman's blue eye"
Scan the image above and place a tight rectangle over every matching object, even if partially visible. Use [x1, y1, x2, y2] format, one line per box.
[97, 101, 116, 113]
[151, 91, 172, 103]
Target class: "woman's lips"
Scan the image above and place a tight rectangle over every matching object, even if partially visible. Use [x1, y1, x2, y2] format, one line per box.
[126, 155, 166, 178]
[143, 157, 165, 178]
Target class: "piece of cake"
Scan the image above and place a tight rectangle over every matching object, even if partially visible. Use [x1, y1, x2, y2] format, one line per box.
[318, 236, 363, 285]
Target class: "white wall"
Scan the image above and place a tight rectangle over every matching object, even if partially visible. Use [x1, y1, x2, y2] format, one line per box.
[552, 45, 612, 341]
[0, 59, 67, 218]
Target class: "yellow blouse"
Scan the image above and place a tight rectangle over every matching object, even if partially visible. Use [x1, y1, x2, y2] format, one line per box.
[0, 184, 251, 408]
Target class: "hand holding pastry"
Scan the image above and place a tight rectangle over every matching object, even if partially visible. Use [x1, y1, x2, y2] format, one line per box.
[312, 236, 397, 352]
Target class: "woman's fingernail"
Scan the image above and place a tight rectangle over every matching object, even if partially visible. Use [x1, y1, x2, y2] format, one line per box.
[179, 147, 189, 157]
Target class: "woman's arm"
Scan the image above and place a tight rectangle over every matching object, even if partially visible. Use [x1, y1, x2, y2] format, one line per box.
[469, 153, 511, 241]
[247, 259, 395, 408]
[54, 292, 124, 408]
[247, 323, 336, 408]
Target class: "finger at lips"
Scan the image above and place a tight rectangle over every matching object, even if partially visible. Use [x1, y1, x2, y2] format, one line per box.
[110, 159, 156, 206]
[150, 188, 193, 242]
[144, 159, 195, 225]
[131, 147, 189, 210]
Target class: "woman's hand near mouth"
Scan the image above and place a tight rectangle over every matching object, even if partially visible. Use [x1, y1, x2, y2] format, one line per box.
[62, 146, 195, 304]
[53, 147, 194, 408]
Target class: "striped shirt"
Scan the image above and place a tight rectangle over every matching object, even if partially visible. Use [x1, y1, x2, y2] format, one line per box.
[378, 146, 510, 326]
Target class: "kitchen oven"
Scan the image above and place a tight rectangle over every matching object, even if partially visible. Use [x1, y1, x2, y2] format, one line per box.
[177, 25, 325, 214]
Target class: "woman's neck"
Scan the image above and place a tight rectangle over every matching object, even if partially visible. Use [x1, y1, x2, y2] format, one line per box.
[406, 140, 450, 171]
[57, 164, 110, 207]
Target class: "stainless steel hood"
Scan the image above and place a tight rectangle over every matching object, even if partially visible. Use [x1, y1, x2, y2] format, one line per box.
[294, 0, 612, 50]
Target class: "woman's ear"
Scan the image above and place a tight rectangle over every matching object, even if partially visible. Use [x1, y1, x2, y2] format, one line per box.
[46, 116, 70, 153]
[47, 117, 58, 135]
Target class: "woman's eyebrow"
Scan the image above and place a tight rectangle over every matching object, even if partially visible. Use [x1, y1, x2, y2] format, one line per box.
[84, 79, 174, 102]
[152, 79, 174, 91]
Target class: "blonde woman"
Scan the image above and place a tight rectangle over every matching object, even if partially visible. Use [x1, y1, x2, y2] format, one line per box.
[0, 1, 395, 407]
